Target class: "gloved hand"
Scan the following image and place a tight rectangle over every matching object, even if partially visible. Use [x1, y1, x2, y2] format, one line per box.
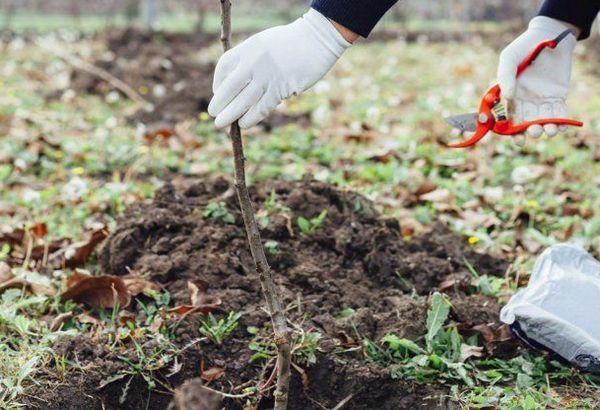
[208, 8, 351, 129]
[497, 16, 577, 140]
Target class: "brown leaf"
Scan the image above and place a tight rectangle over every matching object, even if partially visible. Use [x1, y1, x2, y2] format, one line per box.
[0, 227, 25, 247]
[0, 262, 11, 282]
[148, 315, 164, 333]
[118, 310, 137, 326]
[64, 227, 108, 268]
[188, 280, 209, 306]
[414, 180, 438, 197]
[472, 324, 517, 357]
[123, 273, 160, 297]
[419, 188, 451, 203]
[458, 344, 484, 362]
[61, 271, 130, 309]
[29, 222, 48, 238]
[145, 126, 175, 144]
[167, 280, 220, 318]
[50, 311, 74, 331]
[76, 313, 101, 326]
[0, 275, 56, 296]
[200, 366, 225, 384]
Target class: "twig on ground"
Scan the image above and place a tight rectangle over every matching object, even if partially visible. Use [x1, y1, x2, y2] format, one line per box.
[199, 385, 255, 399]
[331, 394, 355, 410]
[218, 1, 292, 409]
[38, 42, 149, 107]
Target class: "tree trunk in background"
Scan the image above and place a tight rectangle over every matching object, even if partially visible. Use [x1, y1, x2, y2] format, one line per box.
[143, 0, 157, 28]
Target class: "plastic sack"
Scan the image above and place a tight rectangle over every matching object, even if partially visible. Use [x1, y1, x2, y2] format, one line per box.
[500, 244, 600, 373]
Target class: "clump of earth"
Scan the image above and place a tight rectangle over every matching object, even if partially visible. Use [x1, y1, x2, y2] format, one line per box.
[29, 177, 510, 409]
[69, 28, 310, 129]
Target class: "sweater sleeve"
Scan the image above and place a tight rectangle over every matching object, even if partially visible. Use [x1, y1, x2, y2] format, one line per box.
[310, 0, 398, 38]
[538, 0, 600, 40]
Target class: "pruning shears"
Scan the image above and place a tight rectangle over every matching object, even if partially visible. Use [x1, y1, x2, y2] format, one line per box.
[445, 29, 583, 148]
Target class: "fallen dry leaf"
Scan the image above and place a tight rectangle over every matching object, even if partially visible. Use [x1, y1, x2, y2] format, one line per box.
[200, 365, 225, 384]
[29, 222, 48, 238]
[64, 226, 109, 268]
[148, 315, 164, 333]
[144, 125, 175, 144]
[167, 280, 220, 318]
[420, 188, 451, 203]
[0, 262, 11, 282]
[0, 271, 56, 296]
[118, 311, 137, 326]
[414, 180, 438, 197]
[472, 324, 517, 357]
[50, 311, 74, 331]
[76, 313, 101, 326]
[61, 271, 130, 309]
[459, 344, 484, 363]
[122, 273, 160, 296]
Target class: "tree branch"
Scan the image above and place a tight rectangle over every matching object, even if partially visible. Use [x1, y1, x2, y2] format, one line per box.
[218, 1, 291, 409]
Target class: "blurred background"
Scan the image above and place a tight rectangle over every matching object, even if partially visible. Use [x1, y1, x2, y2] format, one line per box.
[0, 0, 569, 33]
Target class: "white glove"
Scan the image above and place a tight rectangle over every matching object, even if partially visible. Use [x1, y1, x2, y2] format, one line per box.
[497, 16, 577, 140]
[208, 8, 351, 129]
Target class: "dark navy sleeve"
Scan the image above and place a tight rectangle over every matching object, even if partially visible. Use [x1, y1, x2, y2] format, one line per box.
[310, 0, 398, 38]
[538, 0, 600, 40]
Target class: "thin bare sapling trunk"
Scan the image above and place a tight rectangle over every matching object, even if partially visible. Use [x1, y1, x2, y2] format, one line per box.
[218, 1, 292, 409]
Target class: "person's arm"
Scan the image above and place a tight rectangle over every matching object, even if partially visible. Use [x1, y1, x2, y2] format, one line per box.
[538, 0, 600, 40]
[208, 1, 398, 130]
[310, 0, 398, 39]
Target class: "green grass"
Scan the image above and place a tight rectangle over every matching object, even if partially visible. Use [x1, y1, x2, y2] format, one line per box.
[0, 11, 293, 34]
[362, 293, 600, 408]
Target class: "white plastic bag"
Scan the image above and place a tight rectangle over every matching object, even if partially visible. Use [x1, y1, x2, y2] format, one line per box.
[500, 244, 600, 373]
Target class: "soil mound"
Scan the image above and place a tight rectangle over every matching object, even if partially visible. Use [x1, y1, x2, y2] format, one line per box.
[70, 28, 310, 129]
[30, 177, 508, 409]
[71, 28, 216, 126]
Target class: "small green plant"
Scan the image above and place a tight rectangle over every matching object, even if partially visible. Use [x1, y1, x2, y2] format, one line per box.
[265, 240, 280, 256]
[296, 210, 327, 235]
[0, 244, 10, 261]
[199, 311, 242, 345]
[360, 291, 600, 406]
[203, 202, 235, 224]
[105, 335, 186, 404]
[463, 258, 503, 298]
[374, 293, 476, 385]
[249, 325, 321, 367]
[0, 289, 77, 409]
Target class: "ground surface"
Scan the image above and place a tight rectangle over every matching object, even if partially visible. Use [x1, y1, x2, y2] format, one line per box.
[1, 19, 600, 410]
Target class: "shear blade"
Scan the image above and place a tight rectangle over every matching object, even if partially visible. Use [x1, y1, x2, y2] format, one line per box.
[444, 112, 478, 133]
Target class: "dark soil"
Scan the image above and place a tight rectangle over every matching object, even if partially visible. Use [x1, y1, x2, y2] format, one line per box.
[69, 28, 310, 130]
[70, 28, 216, 126]
[27, 177, 508, 410]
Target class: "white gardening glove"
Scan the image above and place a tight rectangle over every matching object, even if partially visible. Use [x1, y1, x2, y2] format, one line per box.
[497, 16, 577, 140]
[208, 8, 351, 129]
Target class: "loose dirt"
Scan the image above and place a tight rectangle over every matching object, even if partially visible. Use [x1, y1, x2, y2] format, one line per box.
[69, 28, 310, 129]
[27, 177, 508, 410]
[70, 28, 216, 126]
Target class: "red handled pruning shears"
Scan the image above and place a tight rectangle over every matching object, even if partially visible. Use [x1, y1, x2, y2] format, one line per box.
[445, 29, 583, 148]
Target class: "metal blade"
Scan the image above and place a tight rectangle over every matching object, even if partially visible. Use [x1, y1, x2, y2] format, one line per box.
[444, 112, 478, 133]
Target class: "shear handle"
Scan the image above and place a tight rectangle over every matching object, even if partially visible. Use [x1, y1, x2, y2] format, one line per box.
[494, 118, 584, 135]
[516, 29, 575, 76]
